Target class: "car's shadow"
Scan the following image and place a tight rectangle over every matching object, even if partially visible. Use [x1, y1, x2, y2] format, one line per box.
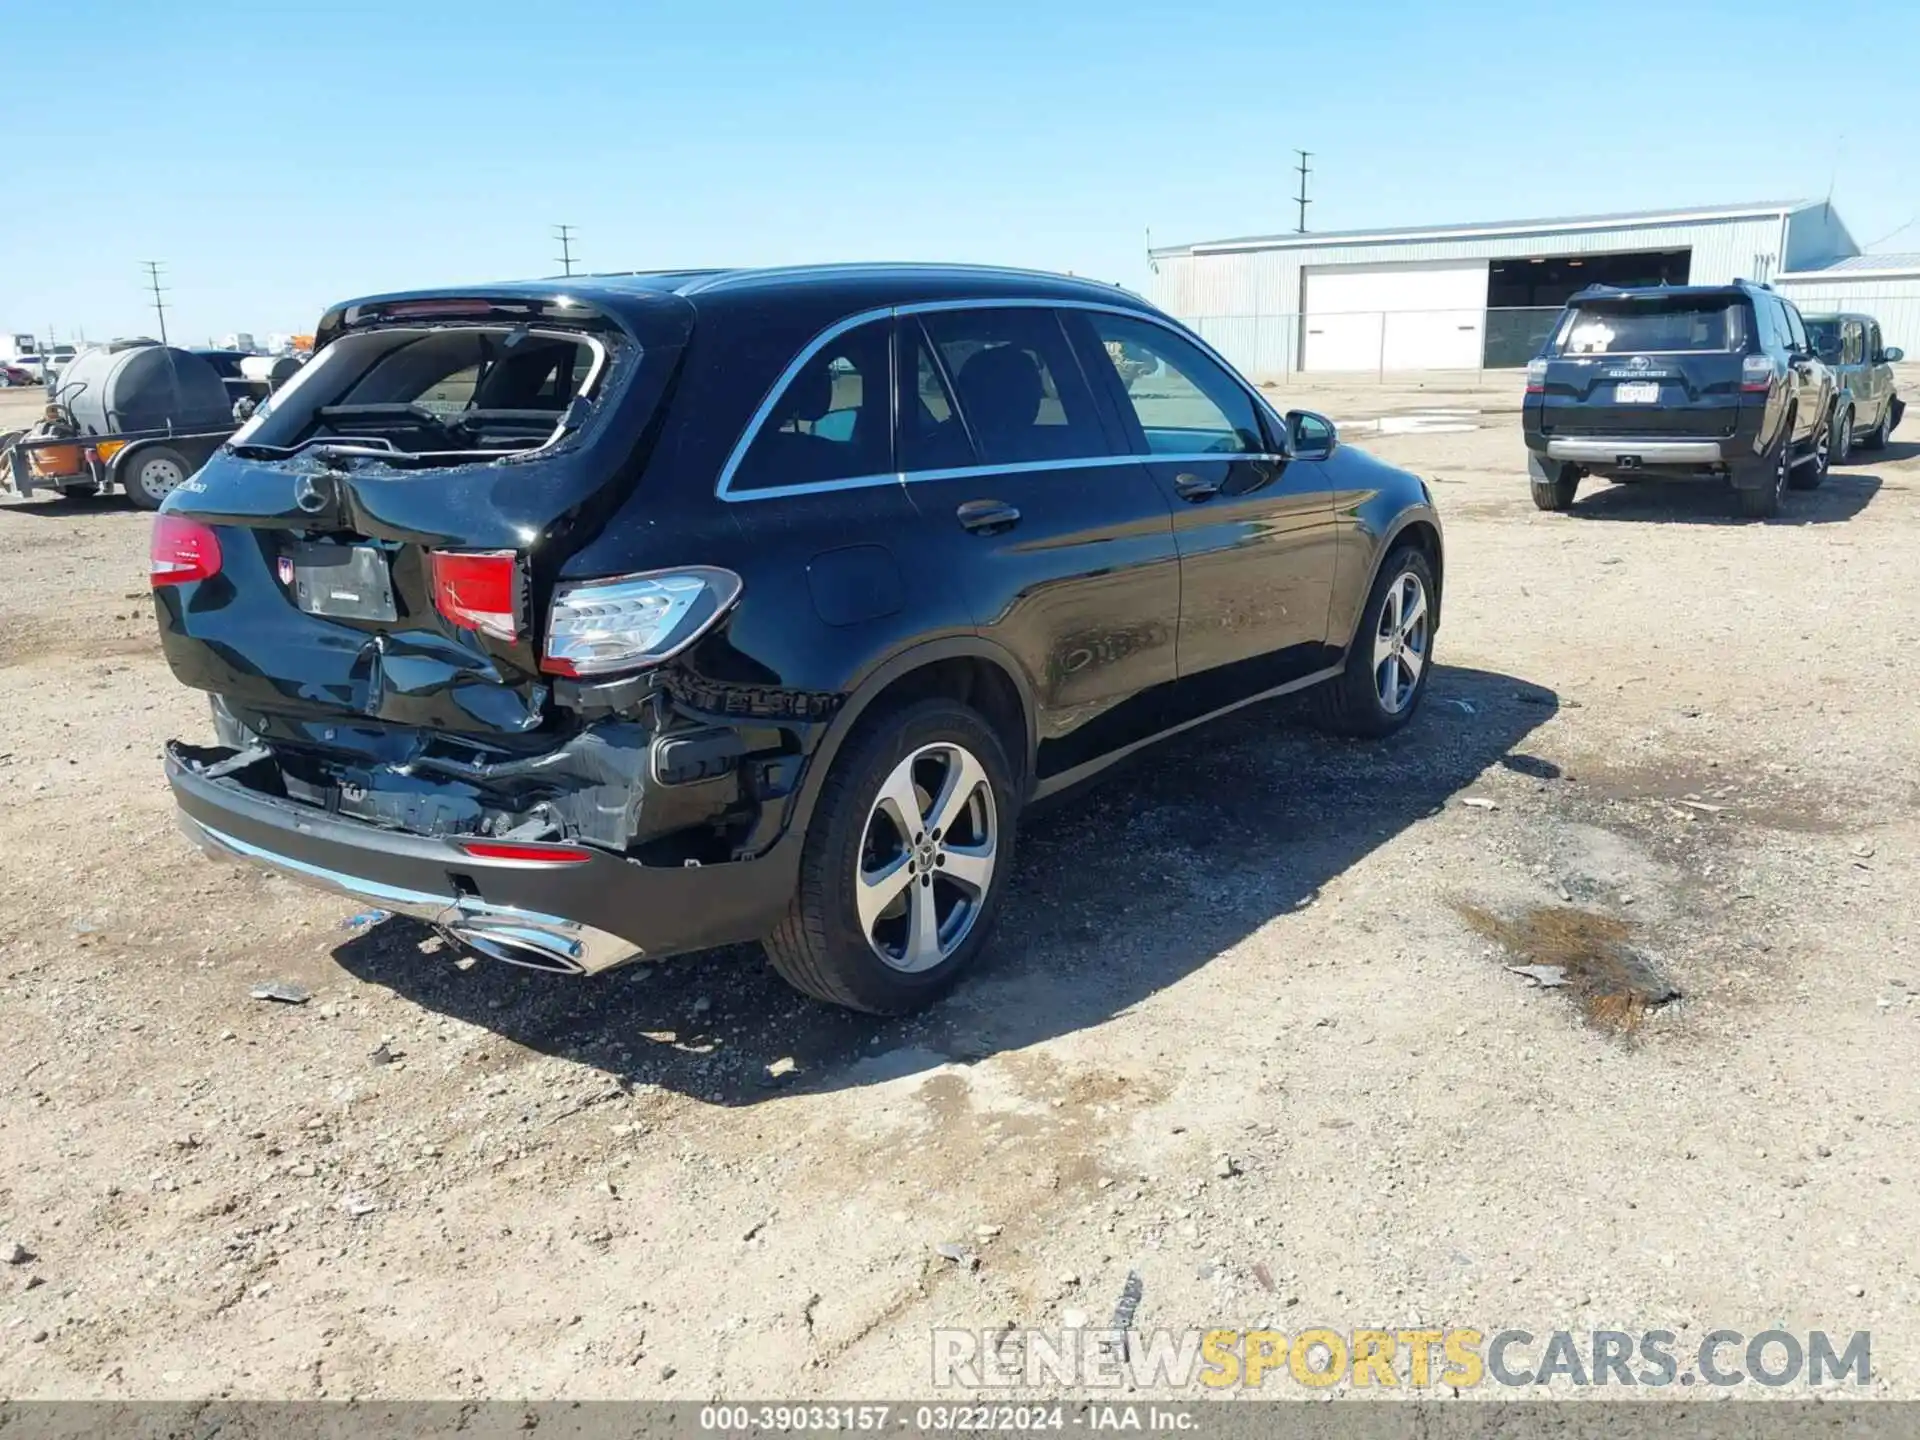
[331, 665, 1558, 1103]
[0, 491, 140, 518]
[1568, 471, 1884, 526]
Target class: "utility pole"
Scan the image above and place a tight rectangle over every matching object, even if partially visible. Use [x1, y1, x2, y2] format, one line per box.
[554, 224, 578, 277]
[1294, 151, 1312, 234]
[141, 261, 170, 344]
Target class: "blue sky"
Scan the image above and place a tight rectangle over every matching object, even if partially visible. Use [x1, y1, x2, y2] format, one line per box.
[7, 0, 1917, 345]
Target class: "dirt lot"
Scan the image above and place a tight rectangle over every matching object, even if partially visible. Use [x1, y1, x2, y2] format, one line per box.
[2, 371, 1918, 1400]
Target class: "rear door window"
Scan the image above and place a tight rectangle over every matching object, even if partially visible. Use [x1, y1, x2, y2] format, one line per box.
[1841, 320, 1866, 366]
[729, 318, 894, 493]
[918, 308, 1110, 465]
[900, 323, 978, 472]
[1783, 302, 1810, 354]
[1077, 313, 1265, 456]
[1553, 299, 1747, 355]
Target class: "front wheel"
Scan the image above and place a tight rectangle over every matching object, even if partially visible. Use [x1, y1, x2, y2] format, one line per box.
[765, 697, 1018, 1014]
[123, 446, 190, 510]
[1311, 546, 1438, 738]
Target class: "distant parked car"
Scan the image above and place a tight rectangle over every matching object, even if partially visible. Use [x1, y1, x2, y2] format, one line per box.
[0, 363, 33, 387]
[1524, 280, 1837, 519]
[1802, 313, 1903, 461]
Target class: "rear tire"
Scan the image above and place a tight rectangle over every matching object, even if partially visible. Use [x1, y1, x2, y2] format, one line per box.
[1736, 411, 1792, 518]
[124, 446, 190, 511]
[1789, 406, 1833, 490]
[764, 697, 1018, 1014]
[1530, 463, 1580, 512]
[1861, 398, 1896, 451]
[1830, 406, 1853, 465]
[1311, 546, 1437, 739]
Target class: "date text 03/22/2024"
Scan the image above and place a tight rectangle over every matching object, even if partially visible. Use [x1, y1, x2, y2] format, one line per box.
[697, 1406, 1193, 1433]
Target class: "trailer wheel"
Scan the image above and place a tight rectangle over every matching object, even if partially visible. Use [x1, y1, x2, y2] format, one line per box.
[124, 447, 190, 510]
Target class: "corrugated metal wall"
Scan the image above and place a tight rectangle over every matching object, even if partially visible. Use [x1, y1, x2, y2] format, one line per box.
[1773, 276, 1920, 352]
[1150, 214, 1796, 381]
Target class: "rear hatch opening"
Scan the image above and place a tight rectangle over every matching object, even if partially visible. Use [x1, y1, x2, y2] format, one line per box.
[229, 322, 609, 468]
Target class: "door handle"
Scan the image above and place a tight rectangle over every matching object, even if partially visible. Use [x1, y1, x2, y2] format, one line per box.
[956, 498, 1020, 534]
[1173, 472, 1221, 502]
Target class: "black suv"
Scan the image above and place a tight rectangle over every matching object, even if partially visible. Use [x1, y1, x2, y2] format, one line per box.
[1523, 280, 1837, 519]
[153, 265, 1443, 1014]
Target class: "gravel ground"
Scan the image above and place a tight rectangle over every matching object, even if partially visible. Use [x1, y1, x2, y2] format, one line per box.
[1, 373, 1917, 1400]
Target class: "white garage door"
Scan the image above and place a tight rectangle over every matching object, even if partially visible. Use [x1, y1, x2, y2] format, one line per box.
[1301, 260, 1491, 372]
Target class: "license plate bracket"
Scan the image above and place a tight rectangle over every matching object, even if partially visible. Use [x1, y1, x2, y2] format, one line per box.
[284, 542, 397, 622]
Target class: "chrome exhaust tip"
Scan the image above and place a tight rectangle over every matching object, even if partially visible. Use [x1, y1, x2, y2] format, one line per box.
[448, 924, 588, 975]
[444, 910, 641, 976]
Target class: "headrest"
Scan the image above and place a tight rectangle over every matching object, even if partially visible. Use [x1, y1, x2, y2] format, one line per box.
[784, 361, 836, 424]
[955, 345, 1043, 429]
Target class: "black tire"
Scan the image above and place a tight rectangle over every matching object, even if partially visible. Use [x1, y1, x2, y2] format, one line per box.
[1311, 545, 1438, 739]
[1830, 406, 1854, 466]
[1529, 462, 1580, 512]
[1860, 398, 1895, 451]
[123, 446, 190, 511]
[764, 696, 1019, 1014]
[1736, 411, 1792, 518]
[1790, 406, 1833, 490]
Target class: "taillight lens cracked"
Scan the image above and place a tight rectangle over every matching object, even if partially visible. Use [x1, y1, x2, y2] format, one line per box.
[428, 550, 522, 641]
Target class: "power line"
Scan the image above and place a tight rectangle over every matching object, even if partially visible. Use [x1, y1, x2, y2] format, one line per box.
[1294, 151, 1312, 235]
[140, 260, 170, 344]
[554, 224, 579, 277]
[1864, 213, 1919, 250]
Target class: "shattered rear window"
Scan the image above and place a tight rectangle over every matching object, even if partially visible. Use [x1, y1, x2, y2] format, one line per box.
[230, 326, 611, 466]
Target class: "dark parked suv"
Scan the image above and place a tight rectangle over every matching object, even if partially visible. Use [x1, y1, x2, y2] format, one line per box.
[152, 265, 1443, 1014]
[1523, 280, 1836, 518]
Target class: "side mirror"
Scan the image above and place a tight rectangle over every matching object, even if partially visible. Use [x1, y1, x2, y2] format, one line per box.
[1287, 409, 1338, 460]
[1885, 347, 1905, 364]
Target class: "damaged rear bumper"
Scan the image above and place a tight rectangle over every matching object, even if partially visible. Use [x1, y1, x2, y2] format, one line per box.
[166, 743, 799, 972]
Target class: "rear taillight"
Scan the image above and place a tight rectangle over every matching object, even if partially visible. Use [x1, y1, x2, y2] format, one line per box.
[1741, 355, 1774, 394]
[428, 550, 521, 641]
[150, 515, 223, 587]
[1525, 358, 1547, 394]
[456, 840, 594, 864]
[540, 567, 743, 678]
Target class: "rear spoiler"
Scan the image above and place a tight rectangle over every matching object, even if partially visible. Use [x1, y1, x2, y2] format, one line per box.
[313, 288, 692, 354]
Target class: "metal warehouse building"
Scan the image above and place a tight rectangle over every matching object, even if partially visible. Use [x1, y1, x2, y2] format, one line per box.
[1773, 253, 1920, 357]
[1148, 199, 1871, 380]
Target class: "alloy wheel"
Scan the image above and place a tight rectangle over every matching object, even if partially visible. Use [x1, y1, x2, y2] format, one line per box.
[1835, 410, 1852, 464]
[856, 742, 998, 972]
[1372, 571, 1429, 714]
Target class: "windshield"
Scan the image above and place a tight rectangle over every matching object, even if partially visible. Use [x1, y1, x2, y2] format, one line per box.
[229, 325, 610, 465]
[1552, 299, 1747, 355]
